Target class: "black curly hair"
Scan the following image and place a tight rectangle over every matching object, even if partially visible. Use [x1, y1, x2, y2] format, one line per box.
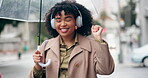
[45, 1, 93, 37]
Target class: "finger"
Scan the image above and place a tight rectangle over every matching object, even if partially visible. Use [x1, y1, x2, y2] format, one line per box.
[34, 60, 41, 63]
[33, 57, 42, 63]
[33, 55, 42, 59]
[94, 25, 102, 32]
[33, 54, 41, 57]
[33, 56, 42, 63]
[95, 28, 103, 36]
[98, 27, 103, 33]
[33, 54, 43, 59]
[40, 52, 43, 57]
[35, 51, 41, 54]
[33, 57, 40, 63]
[92, 25, 99, 32]
[91, 25, 95, 32]
[35, 51, 43, 57]
[96, 26, 100, 31]
[34, 51, 43, 56]
[34, 58, 42, 62]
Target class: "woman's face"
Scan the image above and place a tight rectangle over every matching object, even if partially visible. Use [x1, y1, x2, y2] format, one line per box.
[55, 10, 77, 38]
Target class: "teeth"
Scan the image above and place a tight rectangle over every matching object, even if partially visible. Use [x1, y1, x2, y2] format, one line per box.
[61, 29, 68, 32]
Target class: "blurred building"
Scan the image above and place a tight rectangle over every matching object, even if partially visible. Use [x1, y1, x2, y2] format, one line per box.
[0, 19, 38, 52]
[135, 0, 148, 46]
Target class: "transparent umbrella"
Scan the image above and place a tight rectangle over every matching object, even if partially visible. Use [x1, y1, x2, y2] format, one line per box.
[0, 0, 61, 21]
[0, 0, 62, 67]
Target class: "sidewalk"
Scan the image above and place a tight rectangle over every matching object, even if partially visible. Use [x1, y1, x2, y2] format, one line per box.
[0, 50, 34, 66]
[0, 53, 17, 65]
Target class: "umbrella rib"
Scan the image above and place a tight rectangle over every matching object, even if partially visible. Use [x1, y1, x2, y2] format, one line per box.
[90, 0, 99, 16]
[0, 0, 3, 8]
[27, 0, 31, 20]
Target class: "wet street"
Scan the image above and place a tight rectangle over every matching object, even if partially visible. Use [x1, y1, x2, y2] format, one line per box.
[0, 52, 34, 78]
[98, 63, 148, 78]
[0, 52, 148, 78]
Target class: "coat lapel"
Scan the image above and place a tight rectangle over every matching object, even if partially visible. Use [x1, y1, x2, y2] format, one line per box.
[69, 34, 92, 63]
[69, 45, 83, 63]
[44, 36, 60, 59]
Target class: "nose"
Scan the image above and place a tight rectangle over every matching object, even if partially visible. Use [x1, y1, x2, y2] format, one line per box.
[61, 21, 66, 26]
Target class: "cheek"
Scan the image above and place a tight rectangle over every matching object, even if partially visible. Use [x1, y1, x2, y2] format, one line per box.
[69, 19, 76, 25]
[69, 22, 76, 28]
[55, 23, 60, 28]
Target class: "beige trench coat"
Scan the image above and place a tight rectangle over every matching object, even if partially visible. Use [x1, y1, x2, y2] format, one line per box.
[29, 34, 114, 78]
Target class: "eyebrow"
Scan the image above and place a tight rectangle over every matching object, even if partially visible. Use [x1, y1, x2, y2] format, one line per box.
[65, 16, 72, 19]
[55, 16, 73, 19]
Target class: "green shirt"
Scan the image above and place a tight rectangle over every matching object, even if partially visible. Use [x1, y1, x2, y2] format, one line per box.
[59, 34, 78, 78]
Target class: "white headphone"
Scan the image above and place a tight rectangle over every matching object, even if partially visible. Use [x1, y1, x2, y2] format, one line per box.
[50, 5, 83, 29]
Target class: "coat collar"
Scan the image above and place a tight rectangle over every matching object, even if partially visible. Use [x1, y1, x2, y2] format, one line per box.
[45, 36, 60, 58]
[44, 34, 92, 59]
[77, 34, 91, 52]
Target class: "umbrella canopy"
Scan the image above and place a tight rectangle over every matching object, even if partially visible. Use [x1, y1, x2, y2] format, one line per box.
[0, 0, 61, 22]
[0, 0, 62, 47]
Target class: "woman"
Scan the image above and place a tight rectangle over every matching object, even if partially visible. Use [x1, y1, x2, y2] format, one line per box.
[30, 1, 114, 78]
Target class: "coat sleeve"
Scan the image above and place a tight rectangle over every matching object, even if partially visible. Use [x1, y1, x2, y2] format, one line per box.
[28, 40, 47, 78]
[28, 69, 34, 78]
[92, 40, 115, 75]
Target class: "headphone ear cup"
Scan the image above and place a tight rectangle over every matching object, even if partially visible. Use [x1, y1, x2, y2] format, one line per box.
[51, 19, 56, 29]
[76, 16, 82, 28]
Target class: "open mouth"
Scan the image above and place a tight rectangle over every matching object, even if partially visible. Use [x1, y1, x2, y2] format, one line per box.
[60, 28, 69, 33]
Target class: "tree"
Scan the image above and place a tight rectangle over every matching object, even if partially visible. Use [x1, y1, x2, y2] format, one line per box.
[120, 0, 136, 27]
[100, 11, 107, 27]
[93, 20, 102, 27]
[0, 19, 20, 34]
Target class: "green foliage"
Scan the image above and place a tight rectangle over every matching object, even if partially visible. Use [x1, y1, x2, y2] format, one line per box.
[0, 25, 5, 34]
[100, 11, 108, 27]
[41, 23, 53, 38]
[34, 22, 53, 44]
[93, 20, 103, 27]
[0, 19, 20, 33]
[120, 0, 136, 27]
[100, 11, 107, 21]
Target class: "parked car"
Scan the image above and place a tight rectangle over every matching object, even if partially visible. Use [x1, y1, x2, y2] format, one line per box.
[131, 44, 148, 67]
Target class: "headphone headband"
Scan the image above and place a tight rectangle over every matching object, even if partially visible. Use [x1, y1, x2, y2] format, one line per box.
[73, 4, 82, 17]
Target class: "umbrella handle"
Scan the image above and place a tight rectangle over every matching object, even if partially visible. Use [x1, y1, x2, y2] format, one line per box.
[37, 45, 51, 67]
[38, 59, 51, 67]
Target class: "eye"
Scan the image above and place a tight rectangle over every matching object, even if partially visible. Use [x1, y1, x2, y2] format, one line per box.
[65, 18, 71, 22]
[55, 19, 61, 23]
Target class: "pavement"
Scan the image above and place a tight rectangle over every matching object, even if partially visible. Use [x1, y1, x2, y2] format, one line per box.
[0, 50, 147, 78]
[0, 50, 34, 66]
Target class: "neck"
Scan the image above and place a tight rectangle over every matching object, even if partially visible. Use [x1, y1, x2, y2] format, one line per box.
[61, 33, 76, 47]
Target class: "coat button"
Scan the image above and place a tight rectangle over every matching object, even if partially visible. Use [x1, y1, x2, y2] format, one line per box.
[75, 64, 79, 67]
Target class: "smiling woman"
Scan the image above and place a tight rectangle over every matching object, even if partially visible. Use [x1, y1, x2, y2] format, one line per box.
[29, 1, 114, 78]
